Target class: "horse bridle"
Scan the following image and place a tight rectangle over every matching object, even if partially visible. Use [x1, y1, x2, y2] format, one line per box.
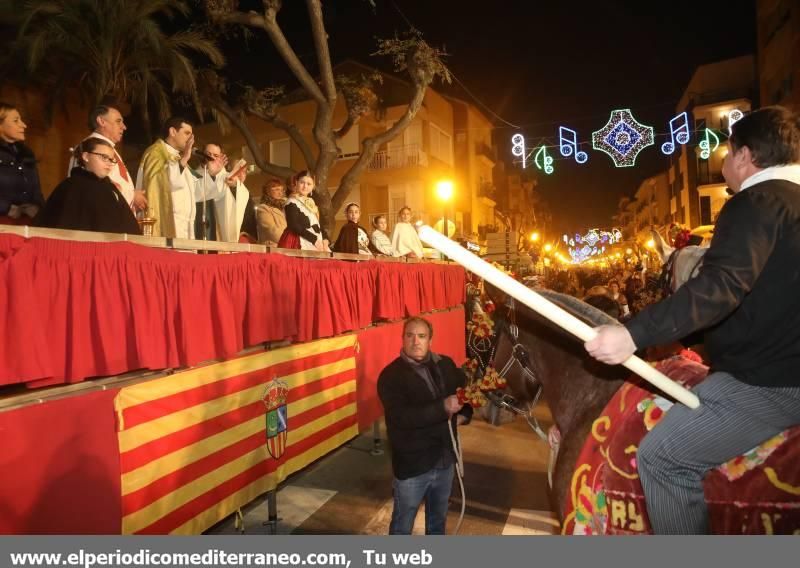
[659, 247, 704, 295]
[487, 298, 547, 441]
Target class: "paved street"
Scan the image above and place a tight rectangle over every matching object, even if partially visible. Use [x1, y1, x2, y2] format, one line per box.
[208, 403, 559, 536]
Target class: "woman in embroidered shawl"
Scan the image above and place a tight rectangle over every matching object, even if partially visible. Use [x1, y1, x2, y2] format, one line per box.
[277, 170, 330, 251]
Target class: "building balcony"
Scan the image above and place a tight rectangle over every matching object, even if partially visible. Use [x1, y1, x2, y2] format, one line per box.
[697, 171, 726, 186]
[368, 144, 428, 170]
[475, 142, 497, 164]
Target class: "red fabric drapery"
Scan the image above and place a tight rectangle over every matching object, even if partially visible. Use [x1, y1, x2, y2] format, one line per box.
[0, 235, 466, 387]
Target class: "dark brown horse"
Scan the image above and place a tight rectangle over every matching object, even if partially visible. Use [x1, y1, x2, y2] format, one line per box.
[490, 290, 630, 518]
[492, 288, 800, 533]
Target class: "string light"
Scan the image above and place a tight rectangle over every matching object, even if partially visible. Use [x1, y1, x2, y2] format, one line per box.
[699, 128, 720, 159]
[660, 112, 691, 155]
[511, 133, 527, 169]
[562, 228, 622, 263]
[558, 126, 588, 163]
[727, 109, 744, 135]
[592, 109, 654, 167]
[534, 145, 554, 174]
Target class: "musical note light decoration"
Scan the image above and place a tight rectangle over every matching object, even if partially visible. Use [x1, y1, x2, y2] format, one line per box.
[511, 133, 527, 168]
[558, 126, 588, 163]
[699, 128, 720, 160]
[727, 109, 744, 135]
[562, 228, 623, 263]
[592, 109, 654, 167]
[661, 112, 691, 155]
[534, 145, 554, 174]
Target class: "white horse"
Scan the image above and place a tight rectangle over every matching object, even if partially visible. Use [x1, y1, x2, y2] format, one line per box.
[651, 230, 708, 292]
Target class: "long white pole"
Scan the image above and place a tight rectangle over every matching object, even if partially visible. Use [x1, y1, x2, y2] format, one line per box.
[418, 225, 700, 409]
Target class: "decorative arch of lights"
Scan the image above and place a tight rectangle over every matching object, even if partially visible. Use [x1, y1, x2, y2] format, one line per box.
[563, 228, 622, 263]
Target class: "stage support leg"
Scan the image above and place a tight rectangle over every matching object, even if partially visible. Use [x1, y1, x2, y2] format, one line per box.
[262, 490, 279, 534]
[370, 420, 384, 456]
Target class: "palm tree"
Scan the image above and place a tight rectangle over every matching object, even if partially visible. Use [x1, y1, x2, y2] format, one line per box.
[7, 0, 223, 126]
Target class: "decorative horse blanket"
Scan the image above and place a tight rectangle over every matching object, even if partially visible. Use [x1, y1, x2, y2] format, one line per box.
[566, 355, 800, 534]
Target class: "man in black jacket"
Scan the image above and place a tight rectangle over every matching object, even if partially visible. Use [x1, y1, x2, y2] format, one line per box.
[378, 316, 472, 535]
[585, 106, 800, 533]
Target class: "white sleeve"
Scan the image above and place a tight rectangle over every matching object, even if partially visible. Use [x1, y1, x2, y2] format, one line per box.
[167, 161, 187, 192]
[193, 168, 228, 202]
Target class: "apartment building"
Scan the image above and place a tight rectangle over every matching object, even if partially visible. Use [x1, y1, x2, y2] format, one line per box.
[669, 55, 755, 228]
[195, 61, 496, 239]
[758, 0, 800, 111]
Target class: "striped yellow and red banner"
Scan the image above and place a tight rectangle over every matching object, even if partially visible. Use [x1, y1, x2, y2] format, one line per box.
[114, 335, 359, 534]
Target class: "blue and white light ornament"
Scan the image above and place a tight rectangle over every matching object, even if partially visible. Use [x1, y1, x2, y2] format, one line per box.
[592, 109, 654, 167]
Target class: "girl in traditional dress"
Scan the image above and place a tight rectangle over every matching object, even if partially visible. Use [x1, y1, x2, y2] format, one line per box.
[277, 170, 330, 251]
[332, 202, 376, 255]
[370, 214, 398, 256]
[390, 206, 424, 258]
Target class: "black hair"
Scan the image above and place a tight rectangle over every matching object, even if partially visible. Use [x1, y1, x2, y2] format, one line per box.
[162, 116, 191, 140]
[74, 137, 114, 166]
[728, 106, 800, 168]
[88, 103, 121, 131]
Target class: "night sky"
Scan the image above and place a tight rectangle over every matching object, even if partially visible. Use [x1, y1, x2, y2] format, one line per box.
[223, 0, 757, 235]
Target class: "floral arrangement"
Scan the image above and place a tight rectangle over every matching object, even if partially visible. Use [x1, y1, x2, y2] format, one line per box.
[667, 223, 692, 249]
[466, 311, 494, 338]
[456, 364, 507, 407]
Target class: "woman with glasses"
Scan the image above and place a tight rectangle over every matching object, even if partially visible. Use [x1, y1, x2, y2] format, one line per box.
[36, 138, 141, 234]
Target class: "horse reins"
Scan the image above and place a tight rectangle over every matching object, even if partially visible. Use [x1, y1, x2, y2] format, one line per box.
[489, 298, 548, 442]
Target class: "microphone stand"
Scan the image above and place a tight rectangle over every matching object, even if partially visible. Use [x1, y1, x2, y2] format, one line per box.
[201, 164, 209, 242]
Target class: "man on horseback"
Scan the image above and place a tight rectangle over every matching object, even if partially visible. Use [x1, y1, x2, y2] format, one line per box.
[585, 106, 800, 534]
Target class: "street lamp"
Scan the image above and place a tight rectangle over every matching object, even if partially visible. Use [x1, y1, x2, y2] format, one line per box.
[530, 231, 540, 242]
[436, 180, 454, 237]
[543, 243, 552, 252]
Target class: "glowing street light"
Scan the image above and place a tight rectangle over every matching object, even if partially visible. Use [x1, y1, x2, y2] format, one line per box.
[646, 239, 655, 249]
[436, 180, 454, 202]
[544, 243, 553, 252]
[530, 231, 540, 242]
[435, 180, 454, 238]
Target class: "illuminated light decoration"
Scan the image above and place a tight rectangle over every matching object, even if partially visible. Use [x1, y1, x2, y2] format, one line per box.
[566, 228, 621, 263]
[511, 133, 527, 168]
[592, 109, 654, 167]
[699, 128, 720, 160]
[558, 126, 588, 163]
[534, 145, 554, 174]
[660, 112, 691, 155]
[728, 109, 744, 134]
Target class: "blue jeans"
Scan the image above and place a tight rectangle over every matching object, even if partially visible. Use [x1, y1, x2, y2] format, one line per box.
[389, 464, 454, 535]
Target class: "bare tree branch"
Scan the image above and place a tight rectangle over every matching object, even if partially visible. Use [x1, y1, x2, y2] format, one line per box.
[261, 0, 326, 105]
[247, 108, 316, 167]
[210, 9, 267, 29]
[331, 83, 427, 215]
[211, 97, 294, 179]
[306, 0, 336, 102]
[335, 115, 357, 139]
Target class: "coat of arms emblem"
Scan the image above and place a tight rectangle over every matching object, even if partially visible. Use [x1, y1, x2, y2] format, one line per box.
[263, 377, 289, 459]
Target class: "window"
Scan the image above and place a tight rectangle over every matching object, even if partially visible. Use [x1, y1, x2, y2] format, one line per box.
[337, 125, 360, 158]
[241, 143, 265, 165]
[429, 123, 453, 165]
[269, 138, 291, 168]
